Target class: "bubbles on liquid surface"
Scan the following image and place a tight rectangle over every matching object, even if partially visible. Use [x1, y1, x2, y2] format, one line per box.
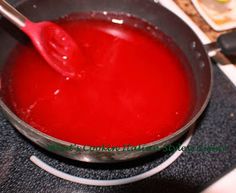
[62, 56, 68, 60]
[191, 41, 197, 49]
[111, 19, 124, 25]
[146, 26, 151, 31]
[77, 70, 86, 79]
[195, 51, 202, 59]
[54, 89, 60, 96]
[200, 61, 205, 68]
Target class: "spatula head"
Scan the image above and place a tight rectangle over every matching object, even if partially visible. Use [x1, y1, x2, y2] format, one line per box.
[22, 20, 83, 78]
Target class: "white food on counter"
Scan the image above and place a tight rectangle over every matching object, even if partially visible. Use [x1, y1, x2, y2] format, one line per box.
[192, 0, 236, 30]
[200, 0, 236, 20]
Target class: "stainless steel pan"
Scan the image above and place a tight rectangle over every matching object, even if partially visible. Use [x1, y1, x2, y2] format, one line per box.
[0, 0, 235, 163]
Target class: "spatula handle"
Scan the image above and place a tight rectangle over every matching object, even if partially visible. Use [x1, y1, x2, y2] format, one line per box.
[0, 0, 26, 28]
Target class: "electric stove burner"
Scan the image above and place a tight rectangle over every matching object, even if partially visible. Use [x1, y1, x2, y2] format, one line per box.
[29, 128, 194, 186]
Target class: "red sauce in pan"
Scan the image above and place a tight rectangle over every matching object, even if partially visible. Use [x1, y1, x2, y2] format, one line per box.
[1, 12, 195, 147]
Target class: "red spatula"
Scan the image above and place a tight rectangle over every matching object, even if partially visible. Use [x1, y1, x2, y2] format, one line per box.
[0, 0, 82, 78]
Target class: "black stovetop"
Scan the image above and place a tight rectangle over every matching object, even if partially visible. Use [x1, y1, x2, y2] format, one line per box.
[0, 64, 236, 193]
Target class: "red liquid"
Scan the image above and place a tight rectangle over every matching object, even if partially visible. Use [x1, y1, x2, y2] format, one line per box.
[1, 12, 195, 147]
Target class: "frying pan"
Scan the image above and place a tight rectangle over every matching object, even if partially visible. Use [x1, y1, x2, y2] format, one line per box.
[0, 0, 235, 163]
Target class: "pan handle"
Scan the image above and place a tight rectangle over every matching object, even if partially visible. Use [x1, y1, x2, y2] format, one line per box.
[217, 31, 236, 56]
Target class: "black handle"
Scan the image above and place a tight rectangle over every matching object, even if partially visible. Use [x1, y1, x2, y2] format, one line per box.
[217, 31, 236, 56]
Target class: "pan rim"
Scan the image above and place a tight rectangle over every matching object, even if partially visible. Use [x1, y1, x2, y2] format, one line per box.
[0, 0, 213, 161]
